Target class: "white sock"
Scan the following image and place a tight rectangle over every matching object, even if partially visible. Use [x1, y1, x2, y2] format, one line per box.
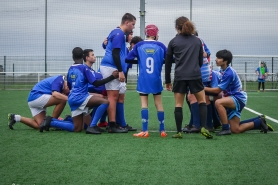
[15, 115, 21, 122]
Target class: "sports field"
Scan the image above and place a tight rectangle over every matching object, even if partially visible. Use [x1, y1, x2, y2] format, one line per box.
[1, 90, 278, 184]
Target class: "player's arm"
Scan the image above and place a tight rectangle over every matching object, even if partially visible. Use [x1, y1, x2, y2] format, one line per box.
[204, 86, 222, 95]
[165, 53, 173, 84]
[125, 47, 138, 64]
[102, 38, 108, 49]
[51, 76, 68, 101]
[198, 41, 203, 67]
[85, 69, 118, 87]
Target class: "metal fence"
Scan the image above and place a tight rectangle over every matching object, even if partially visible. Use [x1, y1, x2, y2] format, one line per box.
[0, 55, 277, 91]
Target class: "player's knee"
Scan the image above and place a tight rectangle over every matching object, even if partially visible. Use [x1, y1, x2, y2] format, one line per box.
[231, 127, 241, 134]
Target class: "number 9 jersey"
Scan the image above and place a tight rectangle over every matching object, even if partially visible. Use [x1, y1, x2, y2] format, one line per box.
[126, 40, 167, 94]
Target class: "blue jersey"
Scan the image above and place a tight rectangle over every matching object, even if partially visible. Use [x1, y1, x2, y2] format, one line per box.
[28, 75, 64, 102]
[206, 70, 221, 88]
[218, 66, 247, 104]
[87, 67, 106, 94]
[101, 28, 127, 73]
[67, 64, 97, 111]
[126, 40, 167, 94]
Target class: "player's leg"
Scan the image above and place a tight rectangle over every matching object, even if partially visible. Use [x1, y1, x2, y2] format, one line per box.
[133, 94, 149, 138]
[85, 95, 110, 134]
[205, 95, 214, 132]
[153, 93, 167, 137]
[262, 82, 265, 91]
[44, 96, 67, 119]
[214, 97, 236, 135]
[258, 81, 261, 91]
[186, 92, 201, 133]
[8, 94, 51, 130]
[172, 92, 185, 138]
[190, 79, 212, 139]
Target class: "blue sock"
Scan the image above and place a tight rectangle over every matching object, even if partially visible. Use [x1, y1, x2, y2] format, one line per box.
[116, 102, 126, 127]
[84, 123, 88, 130]
[240, 117, 258, 125]
[191, 102, 200, 128]
[100, 111, 107, 123]
[90, 106, 98, 118]
[188, 112, 193, 127]
[90, 103, 109, 127]
[141, 108, 148, 132]
[206, 103, 213, 128]
[50, 118, 74, 132]
[157, 111, 165, 132]
[222, 124, 230, 130]
[253, 118, 262, 129]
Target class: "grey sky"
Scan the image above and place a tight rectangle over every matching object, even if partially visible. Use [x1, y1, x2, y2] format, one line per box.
[0, 0, 277, 58]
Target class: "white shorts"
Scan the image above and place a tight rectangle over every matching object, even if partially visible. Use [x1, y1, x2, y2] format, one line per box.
[100, 66, 126, 94]
[71, 95, 92, 117]
[28, 94, 51, 117]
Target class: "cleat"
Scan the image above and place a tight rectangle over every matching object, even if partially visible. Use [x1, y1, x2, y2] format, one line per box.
[216, 129, 231, 136]
[39, 116, 52, 132]
[107, 124, 128, 133]
[96, 126, 105, 133]
[206, 127, 215, 133]
[123, 124, 137, 131]
[86, 126, 102, 134]
[267, 123, 274, 131]
[259, 116, 268, 133]
[185, 126, 201, 133]
[200, 127, 213, 139]
[215, 126, 222, 130]
[182, 124, 191, 132]
[8, 113, 16, 130]
[133, 131, 149, 138]
[160, 131, 167, 137]
[172, 132, 183, 139]
[97, 121, 108, 127]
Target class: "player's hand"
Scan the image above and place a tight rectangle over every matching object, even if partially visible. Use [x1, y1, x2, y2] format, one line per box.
[103, 38, 108, 46]
[112, 70, 119, 78]
[203, 52, 207, 58]
[119, 72, 125, 82]
[166, 83, 172, 91]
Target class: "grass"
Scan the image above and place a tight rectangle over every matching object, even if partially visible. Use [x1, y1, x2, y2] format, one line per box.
[0, 90, 278, 184]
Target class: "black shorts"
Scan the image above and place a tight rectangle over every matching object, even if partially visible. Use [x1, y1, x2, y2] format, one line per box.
[139, 92, 162, 96]
[172, 79, 204, 94]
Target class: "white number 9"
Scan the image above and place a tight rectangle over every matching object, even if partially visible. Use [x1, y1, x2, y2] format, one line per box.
[146, 57, 154, 74]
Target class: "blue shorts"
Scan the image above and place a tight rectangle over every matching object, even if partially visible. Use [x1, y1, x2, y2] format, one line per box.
[226, 96, 246, 120]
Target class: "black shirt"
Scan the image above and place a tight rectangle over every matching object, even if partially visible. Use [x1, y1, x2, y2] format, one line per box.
[165, 34, 203, 84]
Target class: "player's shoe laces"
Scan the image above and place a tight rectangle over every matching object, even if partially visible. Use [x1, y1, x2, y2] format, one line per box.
[200, 127, 213, 139]
[8, 113, 16, 130]
[160, 131, 167, 137]
[97, 121, 108, 127]
[133, 131, 149, 138]
[172, 132, 183, 139]
[39, 116, 52, 132]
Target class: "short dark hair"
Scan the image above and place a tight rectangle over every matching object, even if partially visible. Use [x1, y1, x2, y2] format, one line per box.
[83, 49, 93, 62]
[130, 36, 143, 45]
[72, 47, 83, 61]
[121, 13, 136, 24]
[216, 49, 233, 65]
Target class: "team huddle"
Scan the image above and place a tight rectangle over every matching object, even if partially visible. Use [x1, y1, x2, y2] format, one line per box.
[8, 13, 274, 139]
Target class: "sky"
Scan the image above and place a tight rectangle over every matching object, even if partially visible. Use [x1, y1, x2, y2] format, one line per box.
[0, 0, 278, 60]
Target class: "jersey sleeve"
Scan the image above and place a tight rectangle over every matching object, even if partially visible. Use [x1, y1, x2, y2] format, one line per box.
[126, 45, 138, 60]
[84, 67, 97, 84]
[51, 75, 64, 93]
[218, 70, 233, 90]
